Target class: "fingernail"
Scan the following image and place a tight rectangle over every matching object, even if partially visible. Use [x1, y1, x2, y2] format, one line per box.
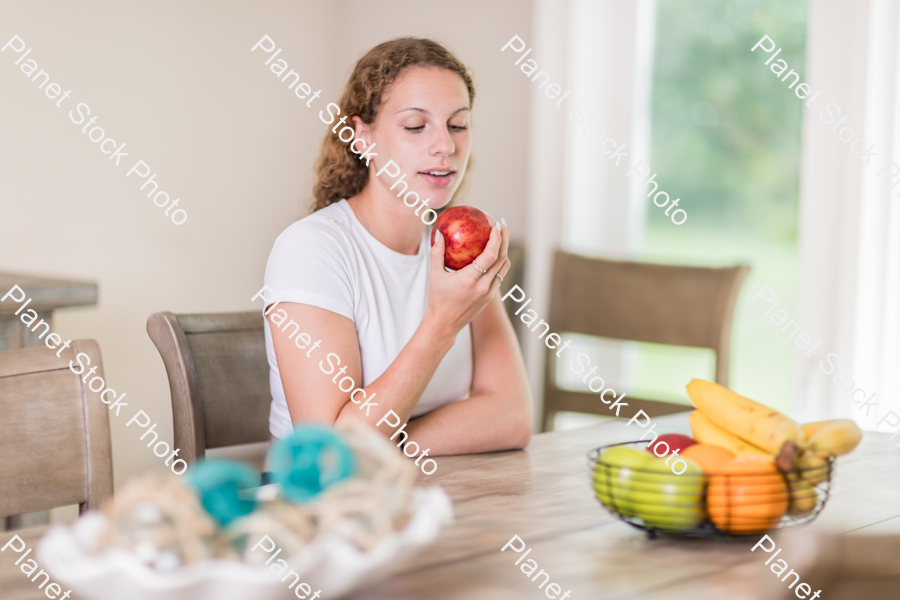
[501, 217, 508, 228]
[496, 222, 501, 231]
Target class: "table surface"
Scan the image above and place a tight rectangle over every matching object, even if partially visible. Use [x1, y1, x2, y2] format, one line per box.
[3, 414, 899, 600]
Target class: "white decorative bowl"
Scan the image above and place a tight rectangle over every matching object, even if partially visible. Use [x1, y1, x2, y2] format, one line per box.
[37, 487, 453, 600]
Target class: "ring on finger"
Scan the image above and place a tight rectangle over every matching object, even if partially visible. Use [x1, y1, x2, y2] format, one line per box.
[495, 273, 504, 282]
[471, 262, 488, 274]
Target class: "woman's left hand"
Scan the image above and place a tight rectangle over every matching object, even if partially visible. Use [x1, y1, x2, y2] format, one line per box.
[422, 220, 511, 342]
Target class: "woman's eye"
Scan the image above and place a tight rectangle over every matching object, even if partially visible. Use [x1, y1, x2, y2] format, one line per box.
[403, 124, 467, 132]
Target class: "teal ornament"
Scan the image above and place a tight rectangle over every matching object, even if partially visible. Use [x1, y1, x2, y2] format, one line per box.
[270, 425, 356, 503]
[187, 459, 259, 527]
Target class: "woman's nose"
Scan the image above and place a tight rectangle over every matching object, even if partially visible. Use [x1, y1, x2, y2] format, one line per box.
[430, 126, 455, 156]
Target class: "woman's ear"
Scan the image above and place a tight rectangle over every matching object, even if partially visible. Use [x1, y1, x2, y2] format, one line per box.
[352, 116, 370, 142]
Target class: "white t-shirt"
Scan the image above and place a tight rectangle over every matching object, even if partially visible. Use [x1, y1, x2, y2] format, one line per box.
[262, 199, 473, 440]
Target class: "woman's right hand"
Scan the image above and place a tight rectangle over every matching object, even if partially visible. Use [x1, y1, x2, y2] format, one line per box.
[422, 220, 511, 341]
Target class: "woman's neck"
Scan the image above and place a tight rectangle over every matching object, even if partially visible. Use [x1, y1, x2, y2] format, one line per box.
[350, 183, 427, 256]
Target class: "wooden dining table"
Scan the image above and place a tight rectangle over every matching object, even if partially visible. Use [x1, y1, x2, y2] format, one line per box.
[3, 414, 899, 599]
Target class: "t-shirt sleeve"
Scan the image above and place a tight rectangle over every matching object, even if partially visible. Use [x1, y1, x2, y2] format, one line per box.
[263, 218, 356, 322]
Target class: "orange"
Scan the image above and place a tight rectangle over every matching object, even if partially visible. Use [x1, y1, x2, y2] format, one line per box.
[707, 456, 788, 534]
[679, 444, 735, 473]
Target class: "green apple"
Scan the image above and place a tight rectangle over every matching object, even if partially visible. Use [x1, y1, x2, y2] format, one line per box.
[593, 447, 654, 516]
[628, 456, 706, 531]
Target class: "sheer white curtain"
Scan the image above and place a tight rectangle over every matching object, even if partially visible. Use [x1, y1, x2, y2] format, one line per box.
[521, 0, 570, 423]
[522, 0, 655, 425]
[561, 0, 656, 259]
[795, 0, 900, 432]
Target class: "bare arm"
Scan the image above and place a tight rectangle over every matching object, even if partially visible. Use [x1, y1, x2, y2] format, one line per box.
[403, 292, 533, 455]
[269, 300, 457, 435]
[270, 221, 516, 441]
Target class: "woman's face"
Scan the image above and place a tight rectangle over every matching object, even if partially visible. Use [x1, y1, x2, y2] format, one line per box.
[359, 66, 471, 210]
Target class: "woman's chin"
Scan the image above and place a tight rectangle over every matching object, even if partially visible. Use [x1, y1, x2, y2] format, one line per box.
[427, 196, 454, 211]
[391, 186, 456, 214]
[422, 188, 460, 210]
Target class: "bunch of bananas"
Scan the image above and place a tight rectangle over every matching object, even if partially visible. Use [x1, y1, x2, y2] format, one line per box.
[686, 379, 862, 517]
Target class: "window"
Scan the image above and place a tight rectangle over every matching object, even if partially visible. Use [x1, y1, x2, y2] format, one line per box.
[637, 0, 809, 412]
[555, 0, 810, 430]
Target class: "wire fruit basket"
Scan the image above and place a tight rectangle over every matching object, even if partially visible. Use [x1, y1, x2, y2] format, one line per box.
[589, 441, 833, 539]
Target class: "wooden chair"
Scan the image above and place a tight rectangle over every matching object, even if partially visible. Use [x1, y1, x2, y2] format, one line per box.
[502, 241, 526, 342]
[0, 340, 113, 530]
[147, 312, 271, 465]
[541, 250, 749, 431]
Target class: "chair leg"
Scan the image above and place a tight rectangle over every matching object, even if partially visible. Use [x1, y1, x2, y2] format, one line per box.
[542, 411, 556, 433]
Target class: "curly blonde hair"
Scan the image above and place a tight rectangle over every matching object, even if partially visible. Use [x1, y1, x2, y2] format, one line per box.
[311, 38, 475, 213]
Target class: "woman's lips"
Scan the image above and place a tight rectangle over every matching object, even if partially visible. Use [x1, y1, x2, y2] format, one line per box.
[418, 171, 455, 188]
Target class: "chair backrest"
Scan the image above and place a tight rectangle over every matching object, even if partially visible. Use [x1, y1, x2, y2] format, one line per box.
[542, 250, 749, 431]
[147, 312, 271, 464]
[0, 340, 113, 525]
[502, 242, 526, 342]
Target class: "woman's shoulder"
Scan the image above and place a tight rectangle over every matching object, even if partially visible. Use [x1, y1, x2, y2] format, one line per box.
[266, 201, 360, 277]
[264, 200, 358, 315]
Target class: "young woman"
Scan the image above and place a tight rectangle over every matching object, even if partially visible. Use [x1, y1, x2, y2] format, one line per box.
[262, 38, 532, 457]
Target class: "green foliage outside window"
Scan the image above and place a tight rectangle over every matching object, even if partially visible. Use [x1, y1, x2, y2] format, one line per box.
[646, 0, 808, 237]
[637, 0, 809, 412]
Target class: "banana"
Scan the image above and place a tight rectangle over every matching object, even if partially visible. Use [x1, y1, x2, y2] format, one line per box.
[795, 451, 830, 486]
[804, 419, 862, 458]
[785, 472, 818, 517]
[800, 420, 837, 439]
[686, 379, 804, 454]
[688, 411, 772, 460]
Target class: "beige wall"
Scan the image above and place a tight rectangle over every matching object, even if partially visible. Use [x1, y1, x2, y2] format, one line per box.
[0, 1, 531, 488]
[337, 0, 531, 233]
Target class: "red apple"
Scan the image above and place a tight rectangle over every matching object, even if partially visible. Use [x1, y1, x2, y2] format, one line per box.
[430, 206, 495, 270]
[645, 433, 697, 458]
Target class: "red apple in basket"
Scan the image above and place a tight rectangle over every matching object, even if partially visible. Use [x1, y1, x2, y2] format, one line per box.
[644, 433, 697, 458]
[430, 206, 495, 271]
